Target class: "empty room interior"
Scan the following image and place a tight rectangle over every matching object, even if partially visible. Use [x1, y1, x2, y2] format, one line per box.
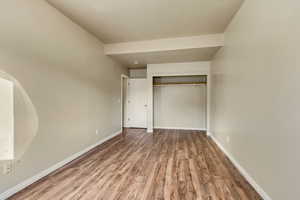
[0, 0, 298, 199]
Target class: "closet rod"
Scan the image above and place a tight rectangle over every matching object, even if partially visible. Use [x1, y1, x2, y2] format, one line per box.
[154, 75, 207, 78]
[153, 82, 207, 86]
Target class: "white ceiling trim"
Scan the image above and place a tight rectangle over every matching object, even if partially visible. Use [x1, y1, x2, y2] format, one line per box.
[104, 34, 224, 55]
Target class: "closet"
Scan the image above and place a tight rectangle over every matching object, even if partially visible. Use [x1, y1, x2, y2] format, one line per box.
[153, 75, 207, 130]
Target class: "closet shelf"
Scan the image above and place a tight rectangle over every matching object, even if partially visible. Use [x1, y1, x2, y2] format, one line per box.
[153, 82, 207, 86]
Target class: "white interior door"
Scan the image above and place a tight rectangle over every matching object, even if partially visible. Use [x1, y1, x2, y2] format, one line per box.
[127, 79, 147, 128]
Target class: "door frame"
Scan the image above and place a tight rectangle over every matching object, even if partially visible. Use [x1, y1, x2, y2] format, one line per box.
[147, 72, 211, 135]
[120, 74, 129, 131]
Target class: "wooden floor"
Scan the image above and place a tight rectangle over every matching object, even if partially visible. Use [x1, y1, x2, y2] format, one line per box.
[10, 129, 262, 200]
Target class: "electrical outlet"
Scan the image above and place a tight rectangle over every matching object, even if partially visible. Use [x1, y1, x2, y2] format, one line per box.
[226, 136, 230, 143]
[3, 162, 13, 175]
[96, 129, 99, 135]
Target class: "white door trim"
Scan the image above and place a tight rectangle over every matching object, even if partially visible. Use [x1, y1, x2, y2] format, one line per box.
[120, 74, 129, 129]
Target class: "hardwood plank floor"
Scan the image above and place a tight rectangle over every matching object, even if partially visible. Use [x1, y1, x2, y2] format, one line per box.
[9, 129, 262, 200]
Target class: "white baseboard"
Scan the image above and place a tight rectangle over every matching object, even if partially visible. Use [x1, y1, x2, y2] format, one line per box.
[154, 126, 207, 131]
[209, 134, 272, 200]
[147, 129, 153, 133]
[0, 130, 121, 200]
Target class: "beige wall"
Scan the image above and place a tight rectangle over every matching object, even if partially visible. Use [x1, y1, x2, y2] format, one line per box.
[211, 0, 299, 199]
[0, 0, 127, 194]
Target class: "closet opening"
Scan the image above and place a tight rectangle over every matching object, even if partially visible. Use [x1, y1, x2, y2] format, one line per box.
[153, 75, 207, 131]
